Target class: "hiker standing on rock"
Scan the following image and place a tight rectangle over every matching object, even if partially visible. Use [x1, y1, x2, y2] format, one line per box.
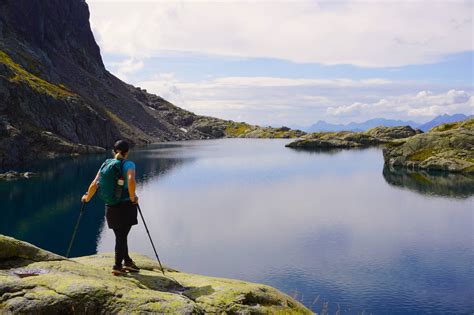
[81, 140, 141, 275]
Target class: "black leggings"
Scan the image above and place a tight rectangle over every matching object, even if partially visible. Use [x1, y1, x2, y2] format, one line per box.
[112, 226, 132, 267]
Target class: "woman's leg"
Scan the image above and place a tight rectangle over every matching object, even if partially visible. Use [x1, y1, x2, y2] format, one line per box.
[122, 225, 132, 263]
[112, 226, 131, 267]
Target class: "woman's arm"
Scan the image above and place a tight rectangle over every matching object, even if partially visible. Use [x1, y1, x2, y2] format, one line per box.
[127, 168, 138, 203]
[81, 171, 100, 203]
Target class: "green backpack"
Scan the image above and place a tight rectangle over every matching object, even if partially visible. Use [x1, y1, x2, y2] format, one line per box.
[97, 159, 125, 205]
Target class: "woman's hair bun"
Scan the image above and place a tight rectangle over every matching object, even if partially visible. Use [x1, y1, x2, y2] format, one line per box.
[113, 140, 130, 154]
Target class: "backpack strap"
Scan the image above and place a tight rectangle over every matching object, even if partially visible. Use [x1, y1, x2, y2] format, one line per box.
[98, 159, 110, 172]
[120, 159, 126, 177]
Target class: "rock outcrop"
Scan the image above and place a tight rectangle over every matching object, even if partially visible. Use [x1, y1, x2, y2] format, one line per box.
[190, 118, 305, 139]
[286, 125, 420, 149]
[0, 171, 38, 180]
[383, 118, 474, 173]
[0, 0, 302, 170]
[0, 235, 311, 314]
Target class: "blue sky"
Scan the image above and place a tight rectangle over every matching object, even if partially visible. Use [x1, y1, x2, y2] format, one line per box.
[88, 0, 473, 126]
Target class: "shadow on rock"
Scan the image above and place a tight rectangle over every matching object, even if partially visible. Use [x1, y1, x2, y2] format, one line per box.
[383, 166, 474, 198]
[182, 285, 215, 301]
[126, 272, 184, 292]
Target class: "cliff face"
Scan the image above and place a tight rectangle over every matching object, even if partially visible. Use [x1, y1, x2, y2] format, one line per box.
[1, 0, 104, 73]
[0, 0, 304, 170]
[0, 0, 214, 169]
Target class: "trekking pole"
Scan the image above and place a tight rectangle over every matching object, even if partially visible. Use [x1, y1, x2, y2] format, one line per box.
[137, 204, 165, 275]
[66, 202, 86, 258]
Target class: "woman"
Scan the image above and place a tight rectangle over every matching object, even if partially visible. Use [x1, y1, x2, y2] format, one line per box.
[81, 140, 140, 275]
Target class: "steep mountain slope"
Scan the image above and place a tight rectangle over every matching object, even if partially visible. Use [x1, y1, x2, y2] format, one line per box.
[0, 0, 301, 170]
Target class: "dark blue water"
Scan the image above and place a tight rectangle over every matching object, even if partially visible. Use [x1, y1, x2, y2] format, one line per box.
[2, 139, 473, 314]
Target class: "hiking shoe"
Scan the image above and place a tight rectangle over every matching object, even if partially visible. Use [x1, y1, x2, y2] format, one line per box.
[112, 265, 127, 276]
[124, 260, 140, 273]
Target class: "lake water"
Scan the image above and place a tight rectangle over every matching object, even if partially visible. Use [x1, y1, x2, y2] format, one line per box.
[2, 139, 473, 314]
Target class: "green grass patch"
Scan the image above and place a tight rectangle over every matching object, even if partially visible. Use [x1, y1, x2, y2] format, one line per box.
[0, 50, 75, 99]
[225, 122, 251, 137]
[430, 121, 461, 132]
[408, 148, 435, 161]
[462, 119, 474, 129]
[105, 109, 128, 127]
[385, 140, 406, 148]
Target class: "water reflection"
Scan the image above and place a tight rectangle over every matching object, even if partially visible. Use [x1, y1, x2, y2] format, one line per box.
[2, 139, 473, 314]
[287, 147, 346, 155]
[1, 150, 190, 257]
[383, 166, 474, 198]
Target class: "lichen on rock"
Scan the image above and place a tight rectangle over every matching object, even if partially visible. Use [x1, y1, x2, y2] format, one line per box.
[286, 125, 420, 149]
[383, 118, 474, 173]
[0, 235, 311, 314]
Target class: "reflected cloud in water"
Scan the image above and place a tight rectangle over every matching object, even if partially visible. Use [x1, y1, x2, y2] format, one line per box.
[96, 140, 472, 314]
[1, 149, 191, 257]
[2, 139, 473, 313]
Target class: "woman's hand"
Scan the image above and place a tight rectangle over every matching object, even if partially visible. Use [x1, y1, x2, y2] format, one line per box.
[131, 195, 139, 204]
[81, 194, 89, 203]
[82, 172, 99, 203]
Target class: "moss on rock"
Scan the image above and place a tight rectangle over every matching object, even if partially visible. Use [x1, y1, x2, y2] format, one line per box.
[224, 121, 305, 139]
[0, 50, 76, 99]
[286, 126, 420, 149]
[0, 235, 311, 314]
[383, 118, 474, 173]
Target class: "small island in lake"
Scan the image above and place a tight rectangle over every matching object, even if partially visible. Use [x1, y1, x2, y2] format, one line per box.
[285, 125, 421, 149]
[383, 118, 474, 173]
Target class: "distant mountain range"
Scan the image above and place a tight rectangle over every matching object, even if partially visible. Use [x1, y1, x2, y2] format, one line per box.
[293, 114, 472, 133]
[416, 114, 472, 131]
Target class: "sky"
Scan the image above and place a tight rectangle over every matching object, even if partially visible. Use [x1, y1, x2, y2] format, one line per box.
[87, 0, 473, 127]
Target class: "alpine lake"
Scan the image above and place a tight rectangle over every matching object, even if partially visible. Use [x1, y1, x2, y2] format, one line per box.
[2, 139, 473, 314]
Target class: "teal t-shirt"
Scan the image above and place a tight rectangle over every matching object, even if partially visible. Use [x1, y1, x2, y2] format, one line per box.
[121, 160, 136, 201]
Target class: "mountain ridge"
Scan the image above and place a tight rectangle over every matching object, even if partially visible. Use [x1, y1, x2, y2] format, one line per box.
[417, 113, 472, 131]
[294, 114, 472, 132]
[0, 0, 301, 170]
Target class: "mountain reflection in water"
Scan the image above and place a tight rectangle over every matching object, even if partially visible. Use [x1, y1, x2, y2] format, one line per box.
[383, 166, 474, 199]
[2, 140, 473, 314]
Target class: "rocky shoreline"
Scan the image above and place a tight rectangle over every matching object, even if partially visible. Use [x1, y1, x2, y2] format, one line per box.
[286, 125, 421, 149]
[0, 171, 38, 180]
[285, 119, 474, 174]
[383, 118, 474, 173]
[0, 235, 311, 314]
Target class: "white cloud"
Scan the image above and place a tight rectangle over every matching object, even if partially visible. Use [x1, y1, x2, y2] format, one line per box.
[327, 102, 369, 116]
[88, 0, 473, 67]
[136, 74, 473, 126]
[108, 57, 144, 81]
[327, 89, 474, 119]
